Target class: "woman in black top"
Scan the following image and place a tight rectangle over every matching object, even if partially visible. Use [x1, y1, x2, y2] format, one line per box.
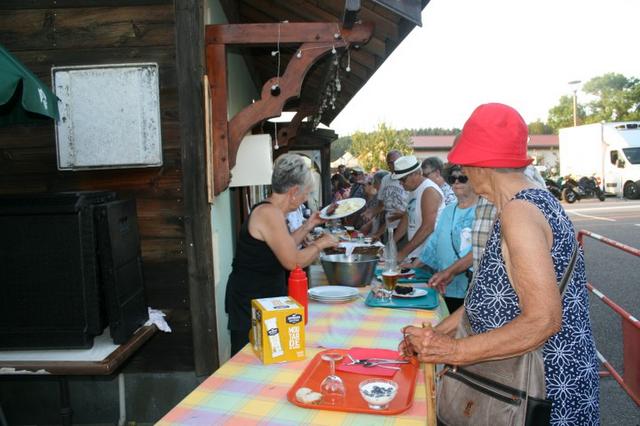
[225, 154, 338, 356]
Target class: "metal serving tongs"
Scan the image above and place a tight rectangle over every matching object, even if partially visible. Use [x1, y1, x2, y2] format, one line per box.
[346, 354, 410, 370]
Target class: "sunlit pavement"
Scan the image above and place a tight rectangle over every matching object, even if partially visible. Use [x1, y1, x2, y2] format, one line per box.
[562, 197, 639, 425]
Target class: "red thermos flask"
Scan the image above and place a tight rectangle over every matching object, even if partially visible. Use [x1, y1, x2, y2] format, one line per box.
[288, 266, 308, 324]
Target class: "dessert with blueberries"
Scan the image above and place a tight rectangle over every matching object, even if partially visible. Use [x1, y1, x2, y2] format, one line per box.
[394, 285, 413, 295]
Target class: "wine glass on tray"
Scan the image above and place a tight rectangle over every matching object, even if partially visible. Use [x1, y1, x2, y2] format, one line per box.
[320, 352, 345, 405]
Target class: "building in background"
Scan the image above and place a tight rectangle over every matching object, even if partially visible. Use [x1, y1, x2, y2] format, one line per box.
[411, 135, 559, 173]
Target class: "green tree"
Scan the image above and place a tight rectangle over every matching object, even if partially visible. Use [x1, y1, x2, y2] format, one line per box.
[409, 127, 460, 136]
[528, 120, 554, 135]
[350, 122, 413, 171]
[330, 136, 352, 161]
[546, 73, 640, 132]
[582, 73, 640, 122]
[547, 95, 586, 131]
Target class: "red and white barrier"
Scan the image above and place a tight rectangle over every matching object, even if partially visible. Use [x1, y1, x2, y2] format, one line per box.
[578, 230, 640, 407]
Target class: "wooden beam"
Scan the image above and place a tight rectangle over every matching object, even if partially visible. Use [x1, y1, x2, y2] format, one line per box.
[207, 44, 231, 195]
[216, 0, 262, 95]
[0, 0, 172, 8]
[206, 21, 373, 195]
[227, 40, 334, 169]
[206, 21, 373, 45]
[175, 0, 219, 376]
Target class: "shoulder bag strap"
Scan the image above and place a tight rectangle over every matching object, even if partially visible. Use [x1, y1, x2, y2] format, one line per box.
[558, 241, 579, 297]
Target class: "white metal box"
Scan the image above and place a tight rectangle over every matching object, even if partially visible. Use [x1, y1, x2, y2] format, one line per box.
[52, 63, 162, 170]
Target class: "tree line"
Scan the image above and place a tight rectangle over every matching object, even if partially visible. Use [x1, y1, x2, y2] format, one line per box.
[331, 72, 639, 170]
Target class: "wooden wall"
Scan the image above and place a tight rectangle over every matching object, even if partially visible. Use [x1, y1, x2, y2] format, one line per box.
[0, 1, 197, 372]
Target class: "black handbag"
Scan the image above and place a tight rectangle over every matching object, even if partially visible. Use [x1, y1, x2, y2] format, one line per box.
[436, 243, 578, 426]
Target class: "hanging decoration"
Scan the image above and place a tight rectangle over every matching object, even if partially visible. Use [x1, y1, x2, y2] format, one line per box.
[272, 22, 283, 149]
[270, 22, 282, 98]
[310, 47, 352, 130]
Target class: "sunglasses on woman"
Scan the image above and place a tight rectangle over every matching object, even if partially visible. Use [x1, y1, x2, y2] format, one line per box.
[447, 175, 468, 184]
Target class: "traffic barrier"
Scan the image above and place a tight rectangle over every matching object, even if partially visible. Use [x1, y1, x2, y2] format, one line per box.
[577, 229, 640, 406]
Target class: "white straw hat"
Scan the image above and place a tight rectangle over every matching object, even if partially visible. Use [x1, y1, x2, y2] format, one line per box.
[391, 155, 420, 179]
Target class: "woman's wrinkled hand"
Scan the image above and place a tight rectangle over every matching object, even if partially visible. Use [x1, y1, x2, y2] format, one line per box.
[399, 325, 459, 364]
[427, 269, 453, 294]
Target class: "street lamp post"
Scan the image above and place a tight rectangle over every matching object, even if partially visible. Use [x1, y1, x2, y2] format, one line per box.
[568, 80, 581, 126]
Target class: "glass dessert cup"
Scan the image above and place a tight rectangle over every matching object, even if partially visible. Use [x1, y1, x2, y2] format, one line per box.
[358, 378, 399, 410]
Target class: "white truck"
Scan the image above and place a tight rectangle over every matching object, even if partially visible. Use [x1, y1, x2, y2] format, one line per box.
[559, 122, 640, 199]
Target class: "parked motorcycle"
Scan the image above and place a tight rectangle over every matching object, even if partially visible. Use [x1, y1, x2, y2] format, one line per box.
[544, 178, 563, 201]
[561, 176, 606, 203]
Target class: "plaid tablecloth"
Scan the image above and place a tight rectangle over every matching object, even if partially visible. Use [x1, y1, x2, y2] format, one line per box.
[158, 286, 447, 425]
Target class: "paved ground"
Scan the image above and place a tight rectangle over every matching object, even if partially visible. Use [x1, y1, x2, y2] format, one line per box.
[564, 197, 640, 425]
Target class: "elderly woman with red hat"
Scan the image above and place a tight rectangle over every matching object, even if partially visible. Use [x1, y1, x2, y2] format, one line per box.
[400, 103, 599, 425]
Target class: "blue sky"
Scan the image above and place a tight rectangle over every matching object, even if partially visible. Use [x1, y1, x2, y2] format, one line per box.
[330, 0, 640, 136]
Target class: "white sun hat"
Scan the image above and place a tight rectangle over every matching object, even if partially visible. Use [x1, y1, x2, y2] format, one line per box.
[391, 155, 420, 179]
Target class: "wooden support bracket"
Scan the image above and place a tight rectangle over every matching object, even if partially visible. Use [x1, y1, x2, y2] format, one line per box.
[277, 105, 316, 148]
[205, 22, 373, 195]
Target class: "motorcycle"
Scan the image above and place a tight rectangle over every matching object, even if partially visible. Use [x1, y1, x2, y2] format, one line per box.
[544, 178, 563, 201]
[561, 176, 606, 203]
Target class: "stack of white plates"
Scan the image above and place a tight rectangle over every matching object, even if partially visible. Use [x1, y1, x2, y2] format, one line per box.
[308, 286, 360, 303]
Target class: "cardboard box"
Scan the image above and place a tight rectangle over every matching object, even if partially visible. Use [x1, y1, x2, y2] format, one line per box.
[250, 296, 305, 364]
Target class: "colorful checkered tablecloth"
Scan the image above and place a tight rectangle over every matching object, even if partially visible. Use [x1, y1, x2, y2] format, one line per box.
[158, 286, 447, 425]
[306, 289, 447, 350]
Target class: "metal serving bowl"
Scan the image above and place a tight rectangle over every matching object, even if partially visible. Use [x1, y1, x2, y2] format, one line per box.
[320, 253, 378, 287]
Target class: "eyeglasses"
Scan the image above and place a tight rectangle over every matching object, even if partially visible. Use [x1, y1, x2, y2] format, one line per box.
[447, 175, 468, 184]
[399, 175, 410, 183]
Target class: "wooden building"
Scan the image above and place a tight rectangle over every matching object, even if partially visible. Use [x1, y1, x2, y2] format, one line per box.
[0, 0, 429, 422]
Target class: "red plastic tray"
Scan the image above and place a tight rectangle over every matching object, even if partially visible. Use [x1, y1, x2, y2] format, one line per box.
[286, 348, 419, 415]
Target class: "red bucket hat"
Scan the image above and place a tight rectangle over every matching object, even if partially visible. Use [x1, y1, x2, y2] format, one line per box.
[448, 103, 533, 168]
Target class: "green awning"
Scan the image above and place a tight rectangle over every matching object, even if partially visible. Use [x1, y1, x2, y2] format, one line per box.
[0, 45, 59, 126]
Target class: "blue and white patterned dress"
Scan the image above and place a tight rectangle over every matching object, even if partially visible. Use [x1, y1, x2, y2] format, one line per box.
[465, 188, 600, 425]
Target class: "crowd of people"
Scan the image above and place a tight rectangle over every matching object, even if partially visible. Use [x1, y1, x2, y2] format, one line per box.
[328, 104, 599, 424]
[226, 102, 599, 424]
[329, 150, 550, 315]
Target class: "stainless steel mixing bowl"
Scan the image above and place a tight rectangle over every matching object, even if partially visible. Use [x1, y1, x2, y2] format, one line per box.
[320, 253, 378, 287]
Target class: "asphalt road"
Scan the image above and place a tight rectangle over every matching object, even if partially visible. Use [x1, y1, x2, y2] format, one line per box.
[563, 197, 640, 425]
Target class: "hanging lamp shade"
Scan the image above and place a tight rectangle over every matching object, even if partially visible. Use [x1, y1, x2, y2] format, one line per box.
[0, 45, 59, 126]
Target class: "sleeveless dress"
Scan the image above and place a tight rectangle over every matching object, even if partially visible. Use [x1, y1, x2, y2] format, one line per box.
[225, 201, 287, 333]
[465, 189, 600, 425]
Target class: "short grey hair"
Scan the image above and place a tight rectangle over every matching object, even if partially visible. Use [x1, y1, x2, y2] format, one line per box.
[271, 153, 313, 194]
[421, 157, 444, 173]
[494, 167, 527, 174]
[373, 170, 388, 185]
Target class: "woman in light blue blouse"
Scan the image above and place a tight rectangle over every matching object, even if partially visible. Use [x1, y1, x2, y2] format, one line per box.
[404, 166, 478, 313]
